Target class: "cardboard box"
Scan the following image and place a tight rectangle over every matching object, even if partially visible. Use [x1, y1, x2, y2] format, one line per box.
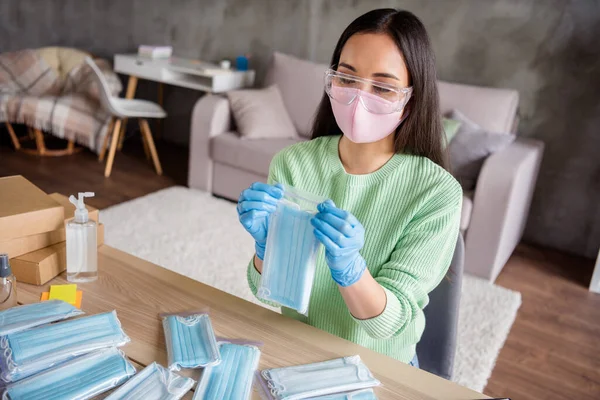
[0, 176, 65, 242]
[10, 223, 105, 285]
[0, 193, 99, 259]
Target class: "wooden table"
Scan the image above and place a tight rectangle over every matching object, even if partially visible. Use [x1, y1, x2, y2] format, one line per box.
[17, 245, 488, 400]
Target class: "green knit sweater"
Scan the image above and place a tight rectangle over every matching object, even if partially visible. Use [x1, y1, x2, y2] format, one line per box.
[247, 135, 462, 363]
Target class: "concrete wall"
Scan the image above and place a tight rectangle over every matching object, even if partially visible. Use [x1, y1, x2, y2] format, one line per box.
[2, 0, 599, 258]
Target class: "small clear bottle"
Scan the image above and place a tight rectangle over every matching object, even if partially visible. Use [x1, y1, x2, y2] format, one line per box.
[66, 192, 98, 282]
[0, 254, 17, 310]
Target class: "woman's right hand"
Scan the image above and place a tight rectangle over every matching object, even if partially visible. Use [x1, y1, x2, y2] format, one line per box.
[237, 182, 284, 260]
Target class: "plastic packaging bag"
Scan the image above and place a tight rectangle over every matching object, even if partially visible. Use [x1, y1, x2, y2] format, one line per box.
[161, 311, 220, 371]
[1, 347, 136, 400]
[258, 185, 325, 315]
[0, 310, 130, 384]
[260, 355, 381, 400]
[193, 339, 262, 400]
[0, 300, 84, 336]
[104, 361, 195, 400]
[254, 372, 378, 400]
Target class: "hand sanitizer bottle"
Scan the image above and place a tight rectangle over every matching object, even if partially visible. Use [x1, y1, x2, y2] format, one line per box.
[66, 192, 98, 282]
[0, 254, 17, 310]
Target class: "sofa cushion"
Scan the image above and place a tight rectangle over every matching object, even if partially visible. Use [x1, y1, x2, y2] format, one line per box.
[264, 52, 328, 138]
[448, 109, 516, 191]
[443, 117, 461, 146]
[438, 80, 519, 134]
[211, 131, 303, 176]
[461, 192, 473, 232]
[227, 84, 297, 140]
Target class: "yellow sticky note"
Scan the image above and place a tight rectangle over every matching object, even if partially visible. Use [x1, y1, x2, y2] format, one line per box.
[41, 290, 82, 308]
[49, 284, 77, 304]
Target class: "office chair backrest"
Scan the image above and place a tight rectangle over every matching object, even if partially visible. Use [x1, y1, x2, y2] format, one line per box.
[416, 233, 464, 380]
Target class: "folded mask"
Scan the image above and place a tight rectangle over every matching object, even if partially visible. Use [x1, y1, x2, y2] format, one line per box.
[0, 300, 84, 336]
[162, 313, 220, 370]
[1, 347, 136, 400]
[261, 355, 380, 400]
[258, 198, 321, 315]
[194, 342, 261, 400]
[104, 361, 195, 400]
[0, 310, 130, 383]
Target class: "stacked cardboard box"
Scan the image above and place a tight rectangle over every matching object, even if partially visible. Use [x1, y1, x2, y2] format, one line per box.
[0, 176, 104, 285]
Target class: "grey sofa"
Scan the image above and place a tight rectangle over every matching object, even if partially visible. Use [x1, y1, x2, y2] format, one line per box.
[189, 52, 544, 282]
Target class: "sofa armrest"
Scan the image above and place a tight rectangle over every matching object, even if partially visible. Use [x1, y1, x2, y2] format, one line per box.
[465, 137, 545, 281]
[188, 94, 232, 191]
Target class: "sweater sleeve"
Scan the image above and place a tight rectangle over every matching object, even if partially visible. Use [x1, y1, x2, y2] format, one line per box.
[353, 183, 463, 339]
[246, 151, 291, 304]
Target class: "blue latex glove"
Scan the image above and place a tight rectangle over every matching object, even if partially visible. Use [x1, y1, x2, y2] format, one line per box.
[237, 182, 284, 260]
[311, 200, 367, 287]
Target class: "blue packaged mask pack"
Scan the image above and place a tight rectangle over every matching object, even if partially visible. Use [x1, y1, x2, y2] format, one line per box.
[0, 310, 130, 383]
[105, 361, 195, 400]
[162, 313, 221, 370]
[194, 342, 261, 400]
[258, 185, 325, 315]
[261, 355, 380, 400]
[0, 300, 84, 336]
[2, 347, 136, 400]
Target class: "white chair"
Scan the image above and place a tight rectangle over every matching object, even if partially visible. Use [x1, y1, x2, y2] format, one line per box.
[85, 57, 166, 177]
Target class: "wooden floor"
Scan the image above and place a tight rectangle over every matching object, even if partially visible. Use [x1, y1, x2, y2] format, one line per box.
[1, 131, 599, 400]
[0, 131, 187, 209]
[488, 245, 600, 400]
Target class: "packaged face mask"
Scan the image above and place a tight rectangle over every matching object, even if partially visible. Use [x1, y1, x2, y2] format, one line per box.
[305, 388, 378, 400]
[258, 185, 325, 315]
[104, 361, 195, 400]
[161, 312, 221, 370]
[255, 373, 379, 400]
[194, 342, 261, 400]
[1, 347, 136, 400]
[0, 310, 130, 383]
[260, 355, 380, 400]
[0, 299, 84, 336]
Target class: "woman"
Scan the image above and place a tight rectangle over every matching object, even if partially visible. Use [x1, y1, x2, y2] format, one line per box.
[237, 9, 461, 368]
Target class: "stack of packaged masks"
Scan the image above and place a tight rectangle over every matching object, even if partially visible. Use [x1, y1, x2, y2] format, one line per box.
[0, 300, 135, 399]
[161, 311, 262, 400]
[254, 356, 381, 400]
[258, 185, 326, 315]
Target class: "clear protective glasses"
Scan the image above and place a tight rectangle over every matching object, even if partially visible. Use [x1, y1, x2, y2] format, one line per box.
[324, 68, 413, 115]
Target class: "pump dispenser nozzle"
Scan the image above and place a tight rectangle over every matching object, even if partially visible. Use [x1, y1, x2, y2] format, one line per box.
[69, 192, 95, 223]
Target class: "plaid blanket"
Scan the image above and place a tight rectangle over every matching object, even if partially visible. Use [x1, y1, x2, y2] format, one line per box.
[0, 49, 122, 152]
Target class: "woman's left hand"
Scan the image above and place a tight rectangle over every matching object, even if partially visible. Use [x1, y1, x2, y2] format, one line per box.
[311, 200, 367, 287]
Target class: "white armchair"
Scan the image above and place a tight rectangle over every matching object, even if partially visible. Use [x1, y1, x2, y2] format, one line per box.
[188, 52, 544, 282]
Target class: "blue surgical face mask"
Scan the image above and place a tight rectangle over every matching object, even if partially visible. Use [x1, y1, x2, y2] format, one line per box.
[0, 299, 84, 336]
[2, 347, 136, 400]
[258, 199, 321, 315]
[194, 342, 261, 400]
[162, 313, 220, 370]
[104, 361, 195, 400]
[261, 355, 380, 400]
[0, 310, 130, 383]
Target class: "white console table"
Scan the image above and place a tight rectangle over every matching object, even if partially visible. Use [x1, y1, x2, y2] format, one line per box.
[112, 54, 254, 141]
[114, 54, 255, 93]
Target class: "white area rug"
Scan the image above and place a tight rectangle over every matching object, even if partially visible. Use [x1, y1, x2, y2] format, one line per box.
[101, 186, 521, 393]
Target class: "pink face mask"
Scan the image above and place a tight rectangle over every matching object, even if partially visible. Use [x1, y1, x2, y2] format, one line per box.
[329, 87, 406, 144]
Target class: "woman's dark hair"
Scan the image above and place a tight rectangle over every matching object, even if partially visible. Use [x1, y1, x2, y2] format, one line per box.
[311, 9, 447, 169]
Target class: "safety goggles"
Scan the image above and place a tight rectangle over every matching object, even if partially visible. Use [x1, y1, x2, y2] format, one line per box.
[324, 68, 413, 115]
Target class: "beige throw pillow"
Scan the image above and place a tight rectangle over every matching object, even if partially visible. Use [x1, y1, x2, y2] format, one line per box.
[227, 85, 297, 139]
